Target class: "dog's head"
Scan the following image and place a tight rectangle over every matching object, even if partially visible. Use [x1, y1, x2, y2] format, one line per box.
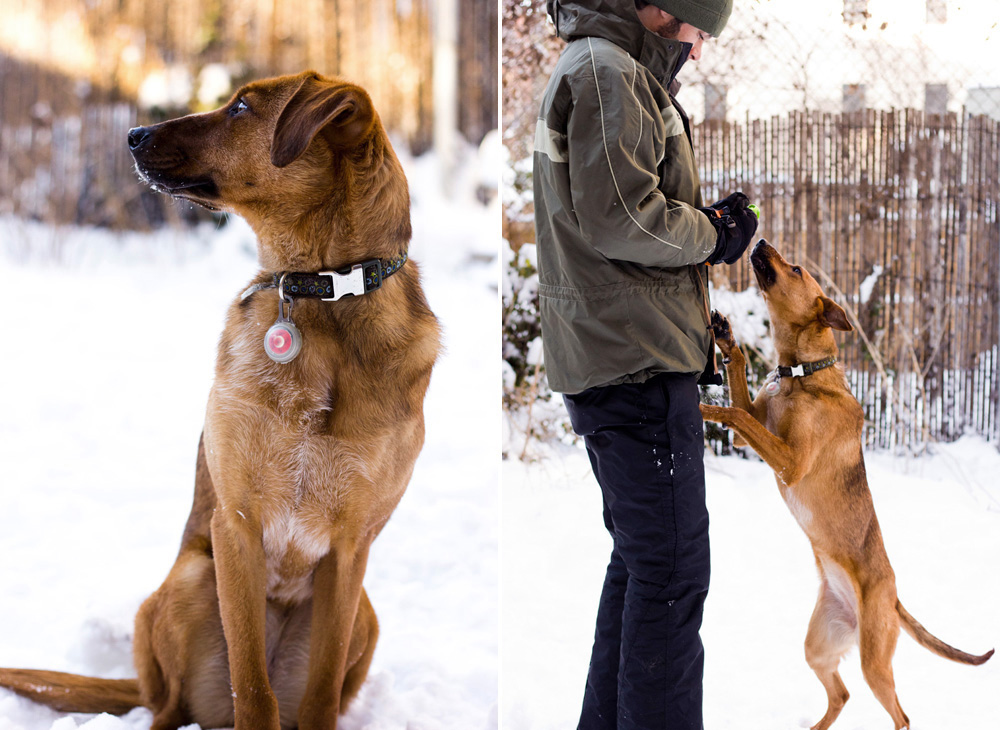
[128, 71, 403, 268]
[750, 240, 852, 358]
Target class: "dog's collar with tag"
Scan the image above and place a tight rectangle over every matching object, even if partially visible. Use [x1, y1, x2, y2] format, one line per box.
[239, 252, 406, 364]
[776, 356, 837, 379]
[240, 252, 408, 303]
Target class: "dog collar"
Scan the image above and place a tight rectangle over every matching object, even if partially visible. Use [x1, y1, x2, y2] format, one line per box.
[240, 253, 407, 303]
[239, 252, 407, 364]
[776, 356, 837, 379]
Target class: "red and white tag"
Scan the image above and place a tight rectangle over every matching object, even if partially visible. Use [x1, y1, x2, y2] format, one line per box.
[264, 320, 302, 363]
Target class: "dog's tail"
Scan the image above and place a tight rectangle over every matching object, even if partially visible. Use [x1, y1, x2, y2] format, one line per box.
[0, 667, 142, 714]
[896, 601, 994, 666]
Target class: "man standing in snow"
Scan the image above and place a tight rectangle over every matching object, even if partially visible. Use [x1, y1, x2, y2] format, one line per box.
[532, 1, 756, 728]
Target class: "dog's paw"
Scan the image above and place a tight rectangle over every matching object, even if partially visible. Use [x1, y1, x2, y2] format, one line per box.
[711, 310, 736, 353]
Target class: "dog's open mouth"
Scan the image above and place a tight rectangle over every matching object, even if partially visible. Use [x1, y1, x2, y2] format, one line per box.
[156, 178, 220, 202]
[750, 240, 777, 291]
[135, 166, 221, 210]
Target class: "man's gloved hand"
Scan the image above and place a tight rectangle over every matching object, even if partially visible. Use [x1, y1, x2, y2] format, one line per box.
[701, 202, 758, 265]
[705, 191, 750, 215]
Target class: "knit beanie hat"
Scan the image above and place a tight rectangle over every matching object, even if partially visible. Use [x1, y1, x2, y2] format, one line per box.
[648, 0, 733, 37]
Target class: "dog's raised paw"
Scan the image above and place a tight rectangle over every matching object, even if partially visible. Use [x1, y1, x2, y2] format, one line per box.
[711, 310, 735, 350]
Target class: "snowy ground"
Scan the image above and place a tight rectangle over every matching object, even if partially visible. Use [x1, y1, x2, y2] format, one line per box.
[0, 150, 498, 730]
[503, 437, 1000, 730]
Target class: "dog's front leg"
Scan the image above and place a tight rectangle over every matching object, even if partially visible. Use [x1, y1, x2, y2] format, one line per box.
[700, 403, 810, 486]
[211, 508, 281, 730]
[298, 538, 372, 730]
[711, 311, 750, 410]
[711, 311, 762, 420]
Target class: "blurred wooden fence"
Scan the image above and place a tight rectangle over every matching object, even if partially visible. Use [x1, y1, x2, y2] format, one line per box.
[0, 0, 496, 228]
[696, 109, 1000, 450]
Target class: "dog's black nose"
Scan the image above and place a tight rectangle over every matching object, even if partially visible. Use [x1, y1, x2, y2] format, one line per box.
[128, 126, 152, 151]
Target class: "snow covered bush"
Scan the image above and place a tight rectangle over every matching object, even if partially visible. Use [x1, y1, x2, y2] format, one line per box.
[502, 240, 540, 387]
[502, 237, 574, 459]
[704, 284, 775, 454]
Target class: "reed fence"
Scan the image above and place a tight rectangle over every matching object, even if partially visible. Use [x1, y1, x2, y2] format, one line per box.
[695, 109, 1000, 450]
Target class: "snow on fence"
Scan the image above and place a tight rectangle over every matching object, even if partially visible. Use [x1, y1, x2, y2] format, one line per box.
[696, 109, 1000, 450]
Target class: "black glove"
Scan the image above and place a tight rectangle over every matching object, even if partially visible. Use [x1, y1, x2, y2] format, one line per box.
[706, 191, 750, 215]
[702, 204, 758, 265]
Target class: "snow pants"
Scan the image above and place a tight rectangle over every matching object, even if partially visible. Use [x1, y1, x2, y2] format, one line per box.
[563, 372, 710, 730]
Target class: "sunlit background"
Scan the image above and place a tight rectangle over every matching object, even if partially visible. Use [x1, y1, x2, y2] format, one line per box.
[0, 0, 497, 228]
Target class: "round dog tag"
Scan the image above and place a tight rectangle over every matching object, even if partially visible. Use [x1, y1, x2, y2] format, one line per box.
[264, 320, 302, 363]
[764, 380, 781, 396]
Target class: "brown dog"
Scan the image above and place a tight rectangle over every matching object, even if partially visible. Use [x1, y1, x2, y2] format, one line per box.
[700, 241, 992, 730]
[0, 71, 440, 730]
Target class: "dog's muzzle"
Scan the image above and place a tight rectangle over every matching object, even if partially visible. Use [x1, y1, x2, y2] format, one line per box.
[750, 239, 777, 290]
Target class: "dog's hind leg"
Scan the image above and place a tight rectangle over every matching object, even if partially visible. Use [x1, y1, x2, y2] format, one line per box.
[804, 574, 856, 730]
[859, 587, 910, 730]
[134, 546, 234, 730]
[134, 596, 186, 730]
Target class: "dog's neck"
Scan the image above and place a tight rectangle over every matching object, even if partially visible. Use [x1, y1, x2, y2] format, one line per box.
[773, 321, 839, 369]
[247, 133, 411, 272]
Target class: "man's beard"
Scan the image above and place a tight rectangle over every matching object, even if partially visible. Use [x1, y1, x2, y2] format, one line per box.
[657, 17, 683, 39]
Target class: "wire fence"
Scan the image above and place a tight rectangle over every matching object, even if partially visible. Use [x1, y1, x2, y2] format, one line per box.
[675, 0, 1000, 125]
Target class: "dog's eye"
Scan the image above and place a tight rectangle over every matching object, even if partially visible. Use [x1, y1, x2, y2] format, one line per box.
[791, 266, 802, 275]
[230, 99, 249, 116]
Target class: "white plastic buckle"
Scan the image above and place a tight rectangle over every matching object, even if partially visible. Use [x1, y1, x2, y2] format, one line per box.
[319, 264, 366, 301]
[790, 364, 806, 378]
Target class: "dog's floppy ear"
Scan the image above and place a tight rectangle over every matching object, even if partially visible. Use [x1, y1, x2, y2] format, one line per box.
[271, 73, 375, 168]
[818, 296, 853, 332]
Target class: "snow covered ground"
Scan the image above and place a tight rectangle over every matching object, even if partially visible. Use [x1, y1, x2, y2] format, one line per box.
[0, 150, 498, 730]
[503, 436, 1000, 730]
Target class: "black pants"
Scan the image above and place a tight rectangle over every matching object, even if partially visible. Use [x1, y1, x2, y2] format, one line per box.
[564, 372, 710, 730]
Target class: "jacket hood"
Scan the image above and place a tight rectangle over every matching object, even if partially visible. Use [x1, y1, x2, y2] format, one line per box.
[547, 0, 691, 86]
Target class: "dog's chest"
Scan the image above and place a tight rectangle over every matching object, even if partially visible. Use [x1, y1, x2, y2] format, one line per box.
[260, 465, 344, 605]
[781, 486, 814, 531]
[257, 434, 373, 604]
[262, 504, 331, 604]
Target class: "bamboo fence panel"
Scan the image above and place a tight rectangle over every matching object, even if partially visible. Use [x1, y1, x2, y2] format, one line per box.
[695, 110, 1000, 450]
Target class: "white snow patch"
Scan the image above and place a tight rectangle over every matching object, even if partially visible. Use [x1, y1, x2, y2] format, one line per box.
[709, 284, 775, 365]
[196, 64, 233, 108]
[859, 264, 884, 304]
[525, 337, 544, 367]
[503, 437, 1000, 729]
[137, 66, 193, 111]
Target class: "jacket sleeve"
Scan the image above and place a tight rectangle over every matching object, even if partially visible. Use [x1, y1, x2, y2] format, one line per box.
[566, 45, 718, 268]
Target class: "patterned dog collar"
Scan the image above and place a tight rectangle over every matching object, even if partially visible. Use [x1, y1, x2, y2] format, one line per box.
[776, 356, 837, 379]
[240, 253, 407, 303]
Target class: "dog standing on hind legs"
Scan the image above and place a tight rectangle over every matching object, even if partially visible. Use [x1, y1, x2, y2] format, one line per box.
[0, 70, 440, 730]
[700, 240, 993, 730]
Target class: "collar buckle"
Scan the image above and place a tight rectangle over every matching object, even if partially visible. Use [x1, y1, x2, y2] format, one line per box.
[789, 364, 806, 378]
[319, 264, 367, 301]
[319, 259, 384, 301]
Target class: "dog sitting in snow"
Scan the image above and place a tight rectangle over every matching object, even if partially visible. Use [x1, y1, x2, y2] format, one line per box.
[0, 71, 440, 730]
[699, 240, 993, 730]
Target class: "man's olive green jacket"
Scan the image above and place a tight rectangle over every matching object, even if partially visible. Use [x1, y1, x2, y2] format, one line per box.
[533, 0, 718, 394]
